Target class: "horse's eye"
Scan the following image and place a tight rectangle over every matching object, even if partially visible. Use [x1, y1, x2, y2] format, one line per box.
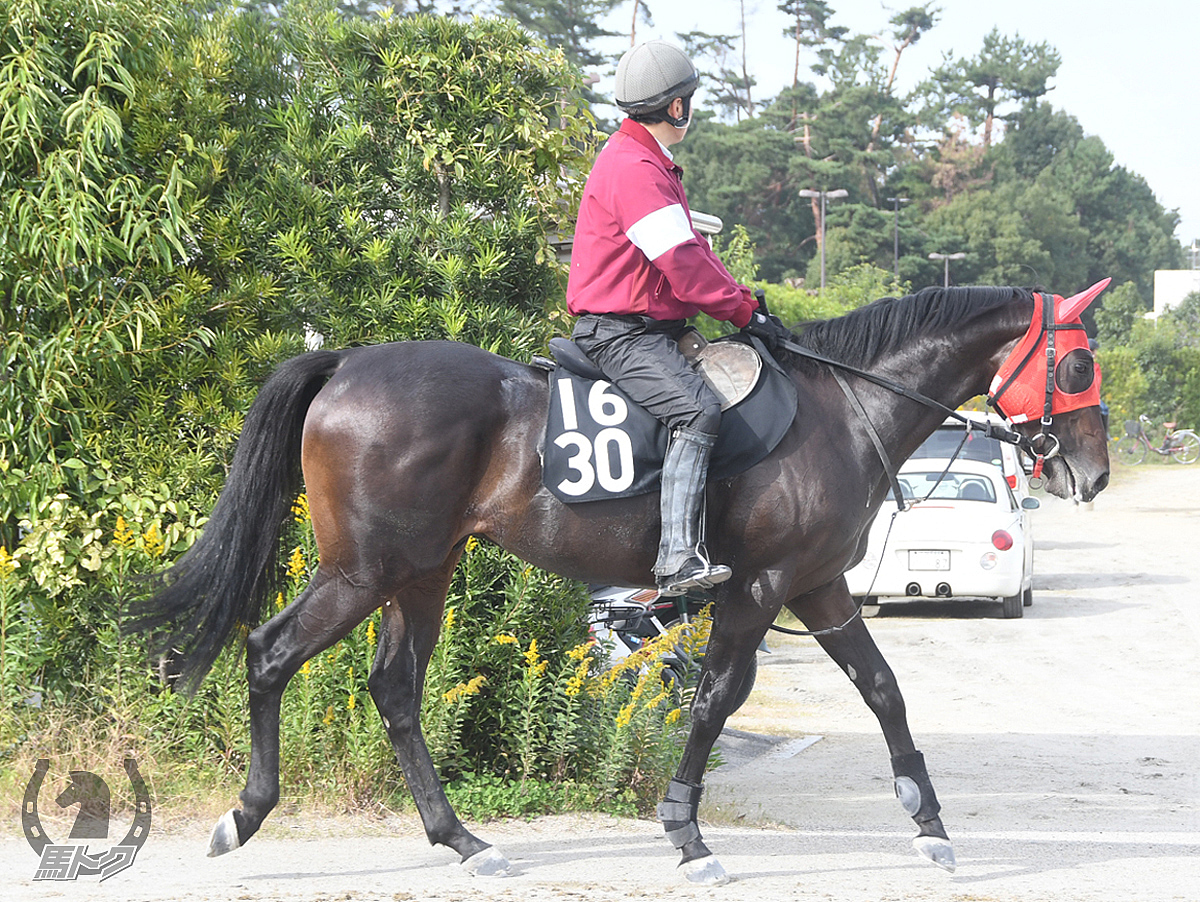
[1055, 349, 1094, 394]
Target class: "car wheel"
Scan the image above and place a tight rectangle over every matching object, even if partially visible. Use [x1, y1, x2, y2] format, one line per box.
[1001, 591, 1024, 619]
[1022, 586, 1033, 607]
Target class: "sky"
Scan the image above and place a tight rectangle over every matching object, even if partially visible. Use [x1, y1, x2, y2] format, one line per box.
[595, 0, 1199, 257]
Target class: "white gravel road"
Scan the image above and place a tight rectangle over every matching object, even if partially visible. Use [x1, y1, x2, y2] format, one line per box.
[4, 463, 1198, 902]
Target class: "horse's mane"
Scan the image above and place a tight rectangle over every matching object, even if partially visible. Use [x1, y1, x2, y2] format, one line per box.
[783, 285, 1032, 372]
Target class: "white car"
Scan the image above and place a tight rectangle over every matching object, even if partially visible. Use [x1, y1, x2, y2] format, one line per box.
[844, 458, 1039, 618]
[910, 412, 1031, 500]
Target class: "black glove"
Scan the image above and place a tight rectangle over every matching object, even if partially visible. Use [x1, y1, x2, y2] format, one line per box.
[742, 310, 790, 350]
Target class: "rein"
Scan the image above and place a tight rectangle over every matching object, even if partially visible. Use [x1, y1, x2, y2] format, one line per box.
[765, 337, 1017, 639]
[762, 308, 1036, 640]
[775, 335, 1036, 506]
[760, 287, 1098, 638]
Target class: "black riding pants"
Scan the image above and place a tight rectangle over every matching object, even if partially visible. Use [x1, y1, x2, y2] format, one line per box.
[571, 313, 721, 436]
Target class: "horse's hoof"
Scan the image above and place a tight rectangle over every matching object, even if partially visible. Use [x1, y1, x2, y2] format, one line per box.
[207, 809, 242, 858]
[913, 835, 956, 872]
[682, 855, 730, 886]
[461, 846, 511, 877]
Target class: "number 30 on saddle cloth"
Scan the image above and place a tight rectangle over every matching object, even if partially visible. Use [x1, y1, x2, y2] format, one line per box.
[540, 333, 797, 503]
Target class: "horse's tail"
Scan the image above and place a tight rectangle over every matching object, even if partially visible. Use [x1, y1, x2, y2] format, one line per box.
[127, 349, 345, 694]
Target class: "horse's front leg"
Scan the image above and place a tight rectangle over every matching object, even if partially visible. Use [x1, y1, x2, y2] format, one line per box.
[662, 595, 778, 885]
[790, 578, 956, 872]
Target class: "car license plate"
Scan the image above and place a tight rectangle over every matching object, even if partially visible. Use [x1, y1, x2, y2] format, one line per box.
[908, 550, 950, 571]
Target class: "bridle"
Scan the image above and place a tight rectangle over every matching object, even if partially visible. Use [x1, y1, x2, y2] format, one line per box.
[985, 290, 1096, 480]
[771, 286, 1101, 501]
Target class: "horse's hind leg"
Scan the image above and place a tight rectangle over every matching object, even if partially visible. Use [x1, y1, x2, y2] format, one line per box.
[790, 580, 956, 871]
[367, 559, 509, 876]
[208, 568, 375, 856]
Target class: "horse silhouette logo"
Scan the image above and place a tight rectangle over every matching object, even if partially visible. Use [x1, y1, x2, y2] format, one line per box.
[22, 758, 152, 881]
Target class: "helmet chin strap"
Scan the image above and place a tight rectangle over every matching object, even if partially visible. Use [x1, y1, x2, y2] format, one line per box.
[663, 94, 692, 129]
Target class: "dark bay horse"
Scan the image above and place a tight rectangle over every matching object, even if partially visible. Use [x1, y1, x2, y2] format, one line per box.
[131, 283, 1111, 885]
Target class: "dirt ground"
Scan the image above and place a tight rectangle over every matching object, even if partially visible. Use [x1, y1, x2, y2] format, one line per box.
[4, 463, 1199, 901]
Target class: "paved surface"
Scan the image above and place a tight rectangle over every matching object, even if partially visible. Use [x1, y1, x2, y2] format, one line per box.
[3, 464, 1198, 901]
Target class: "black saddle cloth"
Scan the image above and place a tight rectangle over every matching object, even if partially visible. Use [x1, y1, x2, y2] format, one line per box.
[541, 334, 798, 503]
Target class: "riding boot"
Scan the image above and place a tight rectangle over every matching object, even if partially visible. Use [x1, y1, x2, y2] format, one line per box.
[653, 427, 732, 597]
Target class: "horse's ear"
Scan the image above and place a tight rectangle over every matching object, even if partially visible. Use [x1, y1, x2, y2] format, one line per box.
[1057, 278, 1112, 322]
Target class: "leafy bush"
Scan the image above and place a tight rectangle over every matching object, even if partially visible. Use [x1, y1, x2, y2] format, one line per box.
[0, 0, 718, 822]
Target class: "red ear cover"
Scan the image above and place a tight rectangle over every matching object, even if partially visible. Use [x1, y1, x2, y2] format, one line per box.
[1056, 278, 1111, 323]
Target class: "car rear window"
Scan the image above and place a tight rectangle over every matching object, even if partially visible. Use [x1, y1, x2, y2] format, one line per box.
[911, 427, 1005, 467]
[893, 471, 998, 503]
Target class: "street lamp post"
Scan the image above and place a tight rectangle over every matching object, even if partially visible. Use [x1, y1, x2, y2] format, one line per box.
[928, 251, 966, 287]
[886, 196, 909, 280]
[799, 188, 848, 289]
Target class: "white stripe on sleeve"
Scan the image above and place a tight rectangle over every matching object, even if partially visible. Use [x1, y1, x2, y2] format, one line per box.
[625, 203, 694, 261]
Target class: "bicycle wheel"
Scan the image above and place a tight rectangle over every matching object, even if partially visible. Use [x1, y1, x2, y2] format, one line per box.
[1114, 436, 1146, 465]
[1169, 430, 1200, 464]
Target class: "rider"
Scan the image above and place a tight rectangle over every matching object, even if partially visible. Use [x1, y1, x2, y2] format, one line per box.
[566, 40, 787, 596]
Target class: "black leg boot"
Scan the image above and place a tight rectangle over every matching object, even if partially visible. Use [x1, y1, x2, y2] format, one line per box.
[654, 427, 732, 596]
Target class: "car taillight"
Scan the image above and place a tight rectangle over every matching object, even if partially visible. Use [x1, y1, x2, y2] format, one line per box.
[991, 530, 1014, 551]
[1006, 474, 1017, 489]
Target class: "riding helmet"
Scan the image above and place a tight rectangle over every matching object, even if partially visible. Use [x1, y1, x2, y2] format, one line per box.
[614, 41, 699, 121]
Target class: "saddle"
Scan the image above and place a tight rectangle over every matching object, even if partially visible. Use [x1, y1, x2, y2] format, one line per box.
[540, 331, 797, 503]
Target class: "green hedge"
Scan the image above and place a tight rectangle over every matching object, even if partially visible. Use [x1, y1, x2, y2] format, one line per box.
[2, 0, 697, 816]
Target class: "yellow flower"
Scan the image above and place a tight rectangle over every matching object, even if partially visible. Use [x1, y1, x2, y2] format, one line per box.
[287, 546, 306, 581]
[0, 546, 15, 577]
[522, 639, 548, 677]
[443, 674, 487, 704]
[564, 657, 590, 697]
[323, 705, 335, 725]
[301, 660, 311, 679]
[630, 661, 663, 704]
[522, 638, 540, 669]
[291, 493, 311, 523]
[275, 591, 285, 611]
[113, 517, 136, 549]
[444, 606, 456, 633]
[680, 604, 714, 657]
[366, 619, 376, 645]
[494, 634, 519, 646]
[347, 693, 356, 710]
[665, 708, 682, 725]
[140, 522, 165, 558]
[616, 701, 634, 729]
[566, 640, 594, 661]
[465, 536, 479, 553]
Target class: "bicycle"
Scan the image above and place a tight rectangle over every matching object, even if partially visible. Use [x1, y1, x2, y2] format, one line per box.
[1114, 415, 1200, 465]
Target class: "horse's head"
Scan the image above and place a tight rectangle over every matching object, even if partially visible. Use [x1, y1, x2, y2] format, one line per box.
[1010, 407, 1110, 501]
[990, 280, 1112, 502]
